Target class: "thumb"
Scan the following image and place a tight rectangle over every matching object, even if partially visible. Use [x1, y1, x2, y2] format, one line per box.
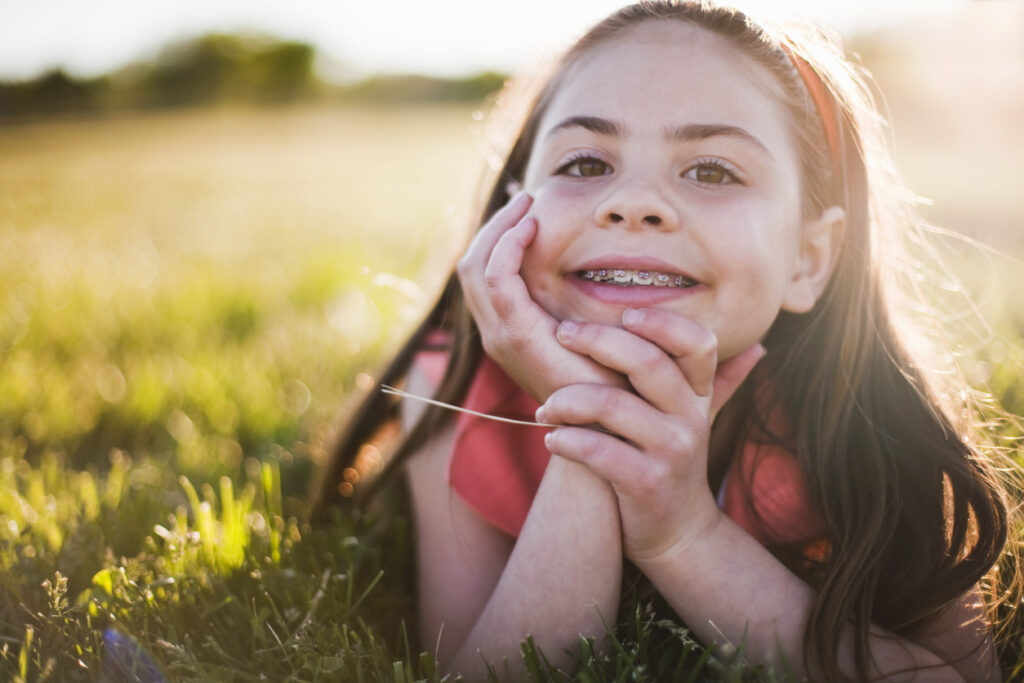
[710, 343, 765, 416]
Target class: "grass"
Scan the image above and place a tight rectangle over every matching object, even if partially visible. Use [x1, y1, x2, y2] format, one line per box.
[1, 102, 1023, 681]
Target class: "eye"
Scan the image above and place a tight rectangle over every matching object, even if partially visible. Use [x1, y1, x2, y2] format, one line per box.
[683, 159, 741, 185]
[555, 154, 612, 178]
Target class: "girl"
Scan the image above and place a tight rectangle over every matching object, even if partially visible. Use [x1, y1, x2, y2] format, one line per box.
[313, 2, 1014, 681]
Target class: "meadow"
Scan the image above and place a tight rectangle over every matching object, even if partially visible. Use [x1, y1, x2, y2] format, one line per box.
[1, 95, 1023, 681]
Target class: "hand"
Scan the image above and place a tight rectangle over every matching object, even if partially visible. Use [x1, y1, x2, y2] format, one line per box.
[534, 308, 764, 562]
[457, 192, 626, 402]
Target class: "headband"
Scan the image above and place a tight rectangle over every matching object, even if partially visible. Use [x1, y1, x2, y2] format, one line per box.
[780, 43, 842, 174]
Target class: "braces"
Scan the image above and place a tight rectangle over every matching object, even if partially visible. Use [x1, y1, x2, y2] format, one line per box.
[579, 268, 696, 287]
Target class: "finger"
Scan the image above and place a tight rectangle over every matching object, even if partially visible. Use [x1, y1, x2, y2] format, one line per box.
[538, 384, 695, 456]
[544, 426, 651, 494]
[621, 308, 718, 397]
[483, 215, 538, 319]
[710, 343, 765, 416]
[457, 193, 533, 327]
[457, 192, 532, 284]
[556, 320, 698, 414]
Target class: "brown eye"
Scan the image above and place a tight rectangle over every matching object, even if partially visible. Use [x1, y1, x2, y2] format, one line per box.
[683, 161, 740, 185]
[695, 165, 726, 183]
[556, 156, 611, 178]
[575, 159, 608, 177]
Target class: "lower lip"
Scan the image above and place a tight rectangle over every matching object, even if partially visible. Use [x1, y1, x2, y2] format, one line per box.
[569, 276, 703, 306]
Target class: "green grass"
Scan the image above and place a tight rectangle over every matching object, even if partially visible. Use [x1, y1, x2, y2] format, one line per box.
[1, 103, 1022, 681]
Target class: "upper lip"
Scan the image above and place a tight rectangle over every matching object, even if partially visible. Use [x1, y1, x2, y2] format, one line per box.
[572, 255, 700, 282]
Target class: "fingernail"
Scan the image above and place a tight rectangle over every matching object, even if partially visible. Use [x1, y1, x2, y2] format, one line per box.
[506, 180, 522, 196]
[622, 308, 643, 327]
[557, 320, 579, 340]
[544, 431, 554, 448]
[534, 405, 546, 422]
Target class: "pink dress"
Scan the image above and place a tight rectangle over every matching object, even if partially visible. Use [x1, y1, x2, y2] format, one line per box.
[413, 345, 827, 558]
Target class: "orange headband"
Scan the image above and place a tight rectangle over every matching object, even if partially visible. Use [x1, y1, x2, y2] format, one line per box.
[780, 43, 842, 174]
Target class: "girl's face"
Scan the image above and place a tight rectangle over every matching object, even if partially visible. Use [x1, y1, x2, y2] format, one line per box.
[520, 21, 822, 361]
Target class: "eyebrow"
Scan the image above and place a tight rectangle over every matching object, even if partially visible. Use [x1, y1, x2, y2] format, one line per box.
[545, 115, 623, 138]
[544, 116, 774, 162]
[666, 123, 774, 161]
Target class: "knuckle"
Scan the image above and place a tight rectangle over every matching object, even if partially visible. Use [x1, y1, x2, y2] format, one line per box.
[580, 429, 603, 453]
[502, 325, 528, 349]
[596, 387, 623, 415]
[655, 433, 683, 457]
[669, 429, 697, 456]
[482, 269, 501, 291]
[694, 329, 718, 358]
[492, 297, 513, 318]
[635, 468, 661, 498]
[637, 344, 668, 374]
[479, 333, 500, 357]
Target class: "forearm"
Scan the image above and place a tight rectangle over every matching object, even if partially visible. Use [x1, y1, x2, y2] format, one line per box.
[636, 514, 970, 682]
[447, 455, 622, 679]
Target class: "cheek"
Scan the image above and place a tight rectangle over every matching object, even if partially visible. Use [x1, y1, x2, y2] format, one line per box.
[711, 197, 798, 264]
[527, 181, 588, 225]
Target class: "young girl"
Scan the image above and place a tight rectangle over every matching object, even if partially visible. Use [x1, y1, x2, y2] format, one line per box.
[313, 2, 1013, 680]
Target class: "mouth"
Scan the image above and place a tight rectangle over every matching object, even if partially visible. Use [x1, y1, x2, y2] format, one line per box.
[577, 268, 699, 289]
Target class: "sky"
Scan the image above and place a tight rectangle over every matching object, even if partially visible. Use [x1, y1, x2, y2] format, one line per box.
[0, 0, 967, 82]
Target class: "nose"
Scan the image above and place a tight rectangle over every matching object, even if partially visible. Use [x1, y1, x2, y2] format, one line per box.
[594, 180, 679, 231]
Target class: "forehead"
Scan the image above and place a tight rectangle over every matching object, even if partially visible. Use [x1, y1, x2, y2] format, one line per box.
[537, 21, 795, 161]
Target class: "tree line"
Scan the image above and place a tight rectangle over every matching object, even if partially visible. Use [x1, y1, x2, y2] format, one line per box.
[0, 33, 507, 123]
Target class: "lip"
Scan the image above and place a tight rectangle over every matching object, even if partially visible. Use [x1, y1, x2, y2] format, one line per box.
[567, 254, 703, 306]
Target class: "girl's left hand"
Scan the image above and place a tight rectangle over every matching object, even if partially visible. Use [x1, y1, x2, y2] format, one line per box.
[534, 308, 764, 562]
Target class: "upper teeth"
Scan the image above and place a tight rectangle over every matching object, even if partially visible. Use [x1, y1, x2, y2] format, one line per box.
[580, 268, 696, 288]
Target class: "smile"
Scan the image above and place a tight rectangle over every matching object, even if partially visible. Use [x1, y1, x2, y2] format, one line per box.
[578, 268, 698, 288]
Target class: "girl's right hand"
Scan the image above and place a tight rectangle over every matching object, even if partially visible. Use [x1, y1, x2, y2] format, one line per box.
[457, 192, 626, 402]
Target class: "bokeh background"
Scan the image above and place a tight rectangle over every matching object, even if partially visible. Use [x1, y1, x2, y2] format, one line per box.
[2, 0, 1023, 679]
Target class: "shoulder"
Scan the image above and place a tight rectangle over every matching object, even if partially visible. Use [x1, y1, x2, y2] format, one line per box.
[722, 439, 827, 548]
[400, 331, 451, 433]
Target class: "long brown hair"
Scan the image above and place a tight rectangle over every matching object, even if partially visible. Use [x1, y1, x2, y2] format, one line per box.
[312, 3, 1013, 680]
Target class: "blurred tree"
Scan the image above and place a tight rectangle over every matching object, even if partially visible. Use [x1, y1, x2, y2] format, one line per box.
[137, 34, 316, 107]
[341, 71, 506, 102]
[0, 32, 502, 123]
[0, 69, 108, 120]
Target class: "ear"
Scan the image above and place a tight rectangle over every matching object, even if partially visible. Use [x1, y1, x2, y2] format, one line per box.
[782, 206, 845, 313]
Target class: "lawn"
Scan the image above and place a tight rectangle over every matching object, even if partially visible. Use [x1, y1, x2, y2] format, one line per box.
[1, 102, 1022, 681]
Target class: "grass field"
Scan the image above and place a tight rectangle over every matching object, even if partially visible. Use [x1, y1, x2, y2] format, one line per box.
[0, 103, 488, 681]
[2, 100, 1023, 681]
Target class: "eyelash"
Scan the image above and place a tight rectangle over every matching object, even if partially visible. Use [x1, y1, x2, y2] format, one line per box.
[684, 157, 743, 185]
[554, 152, 611, 177]
[553, 153, 743, 185]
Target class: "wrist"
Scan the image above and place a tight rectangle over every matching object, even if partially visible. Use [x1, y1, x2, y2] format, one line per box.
[630, 502, 725, 573]
[544, 453, 615, 493]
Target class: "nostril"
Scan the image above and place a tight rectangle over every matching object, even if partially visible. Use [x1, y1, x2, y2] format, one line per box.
[609, 212, 624, 223]
[644, 215, 662, 226]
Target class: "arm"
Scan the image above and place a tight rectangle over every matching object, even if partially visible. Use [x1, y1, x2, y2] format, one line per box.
[404, 359, 622, 680]
[637, 516, 999, 682]
[537, 310, 1000, 682]
[405, 189, 629, 676]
